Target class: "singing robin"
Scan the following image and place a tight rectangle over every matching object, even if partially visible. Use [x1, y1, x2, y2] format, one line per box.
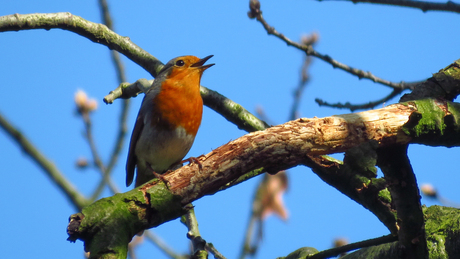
[126, 55, 214, 187]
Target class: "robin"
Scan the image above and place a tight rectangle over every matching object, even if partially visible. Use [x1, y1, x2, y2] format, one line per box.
[126, 55, 214, 187]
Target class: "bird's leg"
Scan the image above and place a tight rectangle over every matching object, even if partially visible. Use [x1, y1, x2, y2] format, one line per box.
[148, 164, 170, 188]
[181, 154, 205, 171]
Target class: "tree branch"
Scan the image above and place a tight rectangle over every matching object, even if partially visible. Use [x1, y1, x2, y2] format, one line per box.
[320, 0, 460, 14]
[0, 111, 89, 210]
[308, 234, 398, 259]
[143, 230, 188, 259]
[401, 61, 460, 103]
[78, 112, 120, 196]
[182, 207, 208, 258]
[248, 1, 421, 91]
[290, 33, 318, 119]
[103, 79, 270, 133]
[306, 152, 399, 234]
[316, 88, 404, 112]
[67, 99, 460, 257]
[377, 145, 428, 259]
[0, 13, 163, 77]
[90, 0, 130, 201]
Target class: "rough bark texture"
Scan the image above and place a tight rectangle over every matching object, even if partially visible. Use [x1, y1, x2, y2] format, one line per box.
[167, 102, 415, 203]
[377, 145, 427, 259]
[68, 99, 460, 258]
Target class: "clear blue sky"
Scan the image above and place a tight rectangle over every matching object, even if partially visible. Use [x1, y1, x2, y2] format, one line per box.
[1, 1, 459, 259]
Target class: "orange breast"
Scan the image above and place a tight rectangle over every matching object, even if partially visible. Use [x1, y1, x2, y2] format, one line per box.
[151, 76, 203, 135]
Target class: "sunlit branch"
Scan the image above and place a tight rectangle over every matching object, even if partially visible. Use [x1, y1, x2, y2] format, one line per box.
[0, 13, 163, 77]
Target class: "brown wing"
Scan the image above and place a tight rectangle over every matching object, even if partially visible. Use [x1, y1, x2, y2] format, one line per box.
[126, 73, 164, 186]
[126, 114, 144, 187]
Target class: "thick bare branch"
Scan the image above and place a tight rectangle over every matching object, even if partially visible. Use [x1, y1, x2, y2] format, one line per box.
[67, 99, 460, 257]
[168, 102, 417, 201]
[66, 96, 460, 259]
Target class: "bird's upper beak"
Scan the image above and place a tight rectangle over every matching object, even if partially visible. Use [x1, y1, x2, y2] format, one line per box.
[191, 55, 215, 70]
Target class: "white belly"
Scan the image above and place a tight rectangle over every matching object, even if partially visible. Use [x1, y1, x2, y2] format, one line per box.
[135, 125, 195, 173]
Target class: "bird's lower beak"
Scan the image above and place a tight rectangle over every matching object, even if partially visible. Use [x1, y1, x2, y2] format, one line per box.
[191, 55, 215, 70]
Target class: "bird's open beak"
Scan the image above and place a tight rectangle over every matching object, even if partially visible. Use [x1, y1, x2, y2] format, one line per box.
[191, 55, 215, 70]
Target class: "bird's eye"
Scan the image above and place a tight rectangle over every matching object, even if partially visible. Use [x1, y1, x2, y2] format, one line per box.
[175, 60, 185, 67]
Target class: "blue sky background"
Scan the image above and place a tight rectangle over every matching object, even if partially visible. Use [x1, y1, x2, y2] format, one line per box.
[1, 1, 459, 259]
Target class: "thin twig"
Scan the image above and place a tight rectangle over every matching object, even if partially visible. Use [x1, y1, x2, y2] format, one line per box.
[248, 1, 421, 91]
[0, 111, 89, 210]
[183, 207, 208, 258]
[239, 174, 270, 259]
[144, 230, 187, 259]
[239, 215, 259, 259]
[206, 243, 228, 259]
[315, 88, 406, 111]
[82, 114, 105, 175]
[289, 33, 318, 119]
[81, 113, 119, 195]
[290, 65, 311, 120]
[320, 0, 460, 14]
[181, 206, 228, 259]
[308, 234, 398, 259]
[99, 0, 129, 173]
[90, 0, 130, 201]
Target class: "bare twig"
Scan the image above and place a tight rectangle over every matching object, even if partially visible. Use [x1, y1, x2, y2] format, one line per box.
[206, 243, 227, 259]
[144, 230, 187, 259]
[319, 0, 460, 14]
[98, 0, 129, 174]
[248, 1, 421, 91]
[81, 114, 105, 175]
[289, 33, 318, 119]
[90, 0, 130, 201]
[80, 113, 119, 195]
[420, 183, 460, 208]
[0, 112, 89, 210]
[181, 206, 228, 258]
[239, 172, 288, 259]
[103, 79, 152, 104]
[315, 88, 406, 111]
[239, 215, 260, 259]
[127, 235, 143, 259]
[308, 234, 398, 259]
